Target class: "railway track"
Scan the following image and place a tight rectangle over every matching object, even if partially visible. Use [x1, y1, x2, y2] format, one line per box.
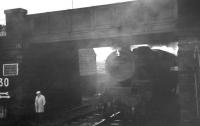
[22, 104, 96, 126]
[2, 104, 125, 126]
[64, 111, 121, 126]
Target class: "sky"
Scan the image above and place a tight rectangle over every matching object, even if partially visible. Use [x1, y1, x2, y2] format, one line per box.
[94, 47, 115, 62]
[94, 43, 179, 64]
[0, 0, 133, 24]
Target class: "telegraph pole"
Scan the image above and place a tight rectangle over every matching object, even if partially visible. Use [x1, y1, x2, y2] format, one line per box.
[72, 0, 74, 9]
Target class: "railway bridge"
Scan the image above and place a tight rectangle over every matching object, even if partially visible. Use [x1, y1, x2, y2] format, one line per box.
[1, 0, 200, 125]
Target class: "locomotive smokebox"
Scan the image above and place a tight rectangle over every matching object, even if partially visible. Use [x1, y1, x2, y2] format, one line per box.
[105, 47, 135, 82]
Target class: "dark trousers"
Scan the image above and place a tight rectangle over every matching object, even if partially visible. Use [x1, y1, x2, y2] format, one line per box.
[35, 112, 44, 124]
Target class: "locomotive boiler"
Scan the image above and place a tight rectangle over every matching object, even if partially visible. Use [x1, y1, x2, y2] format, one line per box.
[102, 46, 180, 126]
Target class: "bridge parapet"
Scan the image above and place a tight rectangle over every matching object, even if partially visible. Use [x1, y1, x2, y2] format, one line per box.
[4, 0, 178, 44]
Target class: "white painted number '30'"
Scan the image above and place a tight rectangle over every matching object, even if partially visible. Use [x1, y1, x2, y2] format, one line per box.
[0, 78, 9, 87]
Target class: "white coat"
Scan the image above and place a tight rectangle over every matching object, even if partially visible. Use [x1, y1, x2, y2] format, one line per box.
[35, 94, 46, 113]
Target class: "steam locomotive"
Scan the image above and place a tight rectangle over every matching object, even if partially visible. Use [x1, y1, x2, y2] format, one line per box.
[100, 46, 180, 126]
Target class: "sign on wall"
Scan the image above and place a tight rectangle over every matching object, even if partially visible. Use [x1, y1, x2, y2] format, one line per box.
[3, 63, 18, 76]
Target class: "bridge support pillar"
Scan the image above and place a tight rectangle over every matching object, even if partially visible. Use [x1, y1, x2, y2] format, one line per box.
[178, 41, 200, 124]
